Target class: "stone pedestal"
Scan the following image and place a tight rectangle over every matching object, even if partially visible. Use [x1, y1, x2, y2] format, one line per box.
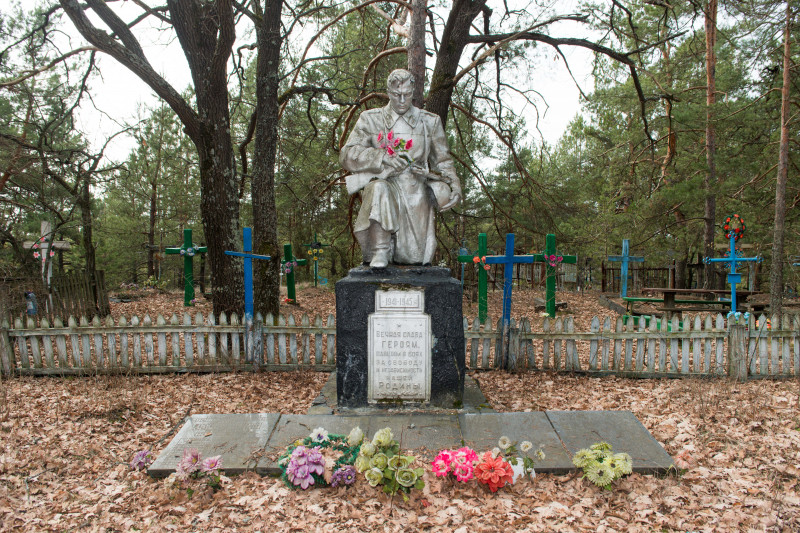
[335, 266, 465, 408]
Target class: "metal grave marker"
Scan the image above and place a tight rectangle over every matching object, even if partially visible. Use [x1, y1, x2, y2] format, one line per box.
[368, 290, 431, 403]
[608, 239, 644, 298]
[224, 227, 271, 319]
[165, 228, 207, 306]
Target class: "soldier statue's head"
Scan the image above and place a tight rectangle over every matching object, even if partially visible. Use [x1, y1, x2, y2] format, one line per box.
[387, 69, 415, 116]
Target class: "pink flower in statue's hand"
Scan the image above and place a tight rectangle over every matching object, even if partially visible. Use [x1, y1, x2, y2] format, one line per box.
[394, 137, 401, 147]
[377, 132, 383, 142]
[386, 146, 395, 156]
[387, 130, 394, 141]
[405, 139, 413, 150]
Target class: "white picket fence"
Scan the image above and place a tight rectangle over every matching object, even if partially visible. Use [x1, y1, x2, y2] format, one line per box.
[1, 312, 798, 379]
[465, 314, 799, 377]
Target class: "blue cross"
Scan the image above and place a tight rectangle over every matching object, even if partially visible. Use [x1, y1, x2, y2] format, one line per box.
[484, 233, 535, 332]
[608, 239, 644, 298]
[703, 234, 761, 314]
[224, 227, 271, 319]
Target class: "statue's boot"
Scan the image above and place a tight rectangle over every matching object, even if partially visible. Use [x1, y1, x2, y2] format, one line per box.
[368, 221, 391, 269]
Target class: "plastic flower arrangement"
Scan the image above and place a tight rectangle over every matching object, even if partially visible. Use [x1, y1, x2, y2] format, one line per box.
[129, 449, 154, 471]
[377, 130, 413, 164]
[723, 214, 746, 241]
[572, 442, 633, 490]
[283, 260, 298, 274]
[472, 255, 491, 271]
[431, 446, 478, 482]
[727, 311, 750, 326]
[278, 426, 363, 490]
[494, 436, 545, 482]
[355, 427, 425, 501]
[545, 254, 564, 268]
[163, 448, 225, 496]
[474, 450, 514, 492]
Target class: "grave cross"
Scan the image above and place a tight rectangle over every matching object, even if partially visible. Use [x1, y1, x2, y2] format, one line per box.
[483, 233, 533, 336]
[608, 239, 645, 298]
[457, 233, 489, 323]
[225, 227, 271, 318]
[24, 221, 72, 288]
[165, 228, 207, 306]
[281, 243, 307, 304]
[704, 232, 761, 314]
[302, 233, 330, 287]
[530, 234, 577, 318]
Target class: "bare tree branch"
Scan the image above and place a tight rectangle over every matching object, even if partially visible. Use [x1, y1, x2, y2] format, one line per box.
[0, 46, 98, 89]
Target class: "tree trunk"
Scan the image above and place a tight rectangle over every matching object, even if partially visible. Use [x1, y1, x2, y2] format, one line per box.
[148, 176, 157, 278]
[408, 0, 426, 108]
[702, 0, 718, 290]
[147, 114, 166, 279]
[60, 0, 243, 316]
[169, 0, 242, 315]
[80, 173, 100, 315]
[770, 1, 793, 318]
[194, 118, 242, 316]
[424, 0, 487, 125]
[252, 0, 283, 319]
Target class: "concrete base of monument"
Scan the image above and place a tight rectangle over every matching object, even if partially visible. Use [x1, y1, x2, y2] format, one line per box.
[148, 410, 674, 478]
[335, 266, 465, 408]
[308, 371, 494, 415]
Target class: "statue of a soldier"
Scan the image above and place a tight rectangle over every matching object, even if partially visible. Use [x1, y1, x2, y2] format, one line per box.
[341, 69, 462, 268]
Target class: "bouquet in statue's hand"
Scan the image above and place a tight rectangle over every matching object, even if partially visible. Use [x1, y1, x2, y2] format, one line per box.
[378, 130, 413, 160]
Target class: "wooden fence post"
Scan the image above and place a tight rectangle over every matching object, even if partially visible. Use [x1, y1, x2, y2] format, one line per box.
[727, 324, 748, 382]
[0, 303, 13, 375]
[507, 320, 518, 372]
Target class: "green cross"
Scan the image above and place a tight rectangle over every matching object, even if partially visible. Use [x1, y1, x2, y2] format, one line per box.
[531, 234, 576, 317]
[302, 232, 330, 287]
[281, 243, 307, 303]
[165, 228, 207, 306]
[457, 233, 489, 323]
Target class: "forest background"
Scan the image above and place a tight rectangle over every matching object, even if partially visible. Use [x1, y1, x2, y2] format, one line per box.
[0, 0, 797, 318]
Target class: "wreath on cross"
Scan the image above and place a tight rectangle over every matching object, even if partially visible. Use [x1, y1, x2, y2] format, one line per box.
[723, 214, 746, 242]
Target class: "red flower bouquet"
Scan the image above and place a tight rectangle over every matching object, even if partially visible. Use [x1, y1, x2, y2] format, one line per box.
[474, 451, 514, 492]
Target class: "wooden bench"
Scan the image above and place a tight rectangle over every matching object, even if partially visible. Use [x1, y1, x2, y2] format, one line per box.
[623, 296, 730, 316]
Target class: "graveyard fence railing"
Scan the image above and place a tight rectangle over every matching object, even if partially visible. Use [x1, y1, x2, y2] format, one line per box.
[1, 311, 797, 379]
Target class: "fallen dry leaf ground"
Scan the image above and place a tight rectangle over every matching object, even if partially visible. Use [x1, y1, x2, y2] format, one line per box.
[1, 288, 798, 532]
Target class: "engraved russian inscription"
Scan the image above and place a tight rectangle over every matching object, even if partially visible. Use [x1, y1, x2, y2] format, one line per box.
[368, 290, 431, 402]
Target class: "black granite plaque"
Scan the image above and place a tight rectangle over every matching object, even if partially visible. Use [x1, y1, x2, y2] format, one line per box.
[335, 266, 465, 408]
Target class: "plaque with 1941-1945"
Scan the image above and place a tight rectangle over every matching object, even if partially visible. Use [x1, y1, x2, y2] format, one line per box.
[368, 290, 431, 403]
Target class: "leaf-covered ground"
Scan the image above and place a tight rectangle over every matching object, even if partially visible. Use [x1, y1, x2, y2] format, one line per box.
[1, 288, 798, 531]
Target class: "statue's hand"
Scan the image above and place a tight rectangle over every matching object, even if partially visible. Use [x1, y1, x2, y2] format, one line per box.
[439, 186, 462, 211]
[382, 153, 407, 173]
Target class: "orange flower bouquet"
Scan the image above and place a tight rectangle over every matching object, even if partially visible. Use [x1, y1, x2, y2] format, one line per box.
[474, 451, 514, 492]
